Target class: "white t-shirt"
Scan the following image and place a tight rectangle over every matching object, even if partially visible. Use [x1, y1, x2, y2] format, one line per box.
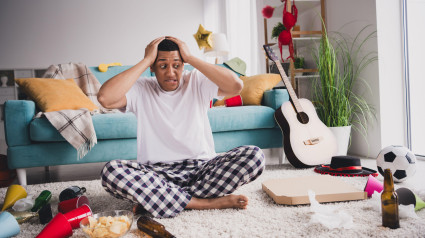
[125, 69, 220, 164]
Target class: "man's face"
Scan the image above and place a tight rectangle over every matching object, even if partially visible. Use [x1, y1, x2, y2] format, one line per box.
[151, 50, 183, 92]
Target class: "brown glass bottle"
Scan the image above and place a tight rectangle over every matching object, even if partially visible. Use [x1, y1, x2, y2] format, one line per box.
[381, 168, 400, 229]
[137, 215, 176, 238]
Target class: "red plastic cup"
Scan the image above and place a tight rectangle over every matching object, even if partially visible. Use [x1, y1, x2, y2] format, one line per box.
[225, 95, 243, 107]
[63, 204, 92, 229]
[58, 195, 90, 214]
[36, 213, 73, 238]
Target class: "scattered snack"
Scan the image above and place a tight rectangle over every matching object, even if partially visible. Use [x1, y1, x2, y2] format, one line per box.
[80, 210, 133, 238]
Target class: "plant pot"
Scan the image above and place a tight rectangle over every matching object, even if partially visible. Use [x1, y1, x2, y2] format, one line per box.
[329, 125, 351, 156]
[1, 76, 8, 87]
[295, 68, 303, 77]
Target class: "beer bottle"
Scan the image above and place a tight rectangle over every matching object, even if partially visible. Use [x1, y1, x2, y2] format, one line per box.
[31, 190, 52, 212]
[381, 168, 400, 229]
[137, 215, 176, 238]
[11, 203, 52, 224]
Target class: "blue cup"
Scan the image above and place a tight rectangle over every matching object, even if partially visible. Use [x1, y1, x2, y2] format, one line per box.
[0, 211, 20, 238]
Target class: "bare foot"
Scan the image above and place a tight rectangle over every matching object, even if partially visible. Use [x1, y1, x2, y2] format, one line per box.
[185, 194, 249, 210]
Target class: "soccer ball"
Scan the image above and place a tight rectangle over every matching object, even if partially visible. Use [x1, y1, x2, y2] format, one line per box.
[376, 145, 416, 182]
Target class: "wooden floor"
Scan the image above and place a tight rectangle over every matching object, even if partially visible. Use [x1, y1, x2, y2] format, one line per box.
[20, 152, 425, 191]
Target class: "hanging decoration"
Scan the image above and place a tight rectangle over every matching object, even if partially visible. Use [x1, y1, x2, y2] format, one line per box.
[279, 0, 298, 61]
[262, 0, 298, 61]
[262, 5, 275, 18]
[193, 24, 213, 50]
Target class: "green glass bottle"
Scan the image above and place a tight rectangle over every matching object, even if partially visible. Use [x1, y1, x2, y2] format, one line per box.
[31, 190, 52, 212]
[381, 168, 400, 229]
[12, 203, 52, 224]
[11, 211, 38, 224]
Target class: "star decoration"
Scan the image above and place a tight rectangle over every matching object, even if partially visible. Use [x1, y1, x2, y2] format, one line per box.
[193, 24, 213, 50]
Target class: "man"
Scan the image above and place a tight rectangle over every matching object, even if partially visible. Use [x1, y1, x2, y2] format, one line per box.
[98, 36, 265, 218]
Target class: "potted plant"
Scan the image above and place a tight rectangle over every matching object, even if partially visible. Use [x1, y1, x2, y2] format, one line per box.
[312, 25, 377, 155]
[294, 56, 304, 69]
[293, 56, 304, 76]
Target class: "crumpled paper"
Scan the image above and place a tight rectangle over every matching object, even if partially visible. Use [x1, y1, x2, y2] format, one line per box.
[367, 191, 419, 219]
[308, 190, 354, 229]
[12, 196, 34, 212]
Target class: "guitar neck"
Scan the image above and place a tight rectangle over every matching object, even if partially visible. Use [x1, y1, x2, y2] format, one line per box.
[274, 60, 303, 112]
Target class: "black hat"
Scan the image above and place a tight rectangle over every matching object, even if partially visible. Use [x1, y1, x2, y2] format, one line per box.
[314, 156, 378, 177]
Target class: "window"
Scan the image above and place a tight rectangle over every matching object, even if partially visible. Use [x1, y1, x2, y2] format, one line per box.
[203, 0, 261, 75]
[404, 0, 425, 157]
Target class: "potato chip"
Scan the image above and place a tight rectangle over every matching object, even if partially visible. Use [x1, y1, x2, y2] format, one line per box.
[81, 214, 131, 238]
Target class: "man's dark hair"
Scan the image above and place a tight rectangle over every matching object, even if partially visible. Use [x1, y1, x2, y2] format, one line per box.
[158, 39, 179, 51]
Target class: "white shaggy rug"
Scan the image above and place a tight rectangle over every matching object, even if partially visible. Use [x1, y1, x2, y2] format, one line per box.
[1, 164, 425, 238]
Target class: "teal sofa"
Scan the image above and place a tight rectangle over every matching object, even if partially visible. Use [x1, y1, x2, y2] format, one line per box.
[4, 65, 289, 185]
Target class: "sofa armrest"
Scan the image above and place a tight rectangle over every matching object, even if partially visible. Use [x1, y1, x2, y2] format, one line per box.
[4, 100, 36, 147]
[262, 88, 290, 110]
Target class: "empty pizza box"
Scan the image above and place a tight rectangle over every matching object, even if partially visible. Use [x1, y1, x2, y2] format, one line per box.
[262, 175, 367, 205]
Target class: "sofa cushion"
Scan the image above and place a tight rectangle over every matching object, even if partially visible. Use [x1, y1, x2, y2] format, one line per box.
[30, 106, 276, 142]
[30, 113, 137, 142]
[208, 106, 276, 132]
[214, 74, 281, 106]
[15, 78, 99, 112]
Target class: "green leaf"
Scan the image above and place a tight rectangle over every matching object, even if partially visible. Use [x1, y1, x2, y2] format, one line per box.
[271, 22, 286, 39]
[312, 24, 377, 143]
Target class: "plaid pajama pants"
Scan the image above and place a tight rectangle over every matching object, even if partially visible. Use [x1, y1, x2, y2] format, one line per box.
[100, 145, 265, 218]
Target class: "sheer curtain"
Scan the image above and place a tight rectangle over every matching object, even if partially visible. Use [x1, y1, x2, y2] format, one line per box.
[203, 0, 263, 75]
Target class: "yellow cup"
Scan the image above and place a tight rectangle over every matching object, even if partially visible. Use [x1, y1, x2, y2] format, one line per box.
[2, 184, 27, 211]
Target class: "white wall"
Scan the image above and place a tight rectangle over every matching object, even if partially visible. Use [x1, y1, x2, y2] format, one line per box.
[0, 0, 204, 69]
[326, 0, 406, 158]
[326, 0, 380, 158]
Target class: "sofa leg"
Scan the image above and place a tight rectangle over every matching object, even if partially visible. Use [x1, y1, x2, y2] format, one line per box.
[278, 148, 286, 164]
[16, 169, 27, 186]
[268, 148, 286, 165]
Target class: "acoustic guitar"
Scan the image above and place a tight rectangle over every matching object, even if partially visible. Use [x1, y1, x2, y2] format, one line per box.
[263, 45, 337, 168]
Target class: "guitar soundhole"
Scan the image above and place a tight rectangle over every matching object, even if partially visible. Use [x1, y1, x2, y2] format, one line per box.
[297, 112, 309, 124]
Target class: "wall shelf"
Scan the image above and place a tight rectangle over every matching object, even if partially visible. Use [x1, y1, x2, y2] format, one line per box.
[293, 36, 321, 48]
[263, 0, 325, 97]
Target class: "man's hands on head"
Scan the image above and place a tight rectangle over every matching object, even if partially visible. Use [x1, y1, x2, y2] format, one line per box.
[98, 36, 165, 109]
[144, 36, 166, 66]
[166, 36, 193, 63]
[165, 36, 242, 97]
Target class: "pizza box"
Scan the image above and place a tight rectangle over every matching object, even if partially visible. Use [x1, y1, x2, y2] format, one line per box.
[262, 175, 367, 205]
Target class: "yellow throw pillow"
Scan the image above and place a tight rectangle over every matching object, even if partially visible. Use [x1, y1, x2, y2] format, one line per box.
[15, 78, 98, 112]
[214, 74, 281, 106]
